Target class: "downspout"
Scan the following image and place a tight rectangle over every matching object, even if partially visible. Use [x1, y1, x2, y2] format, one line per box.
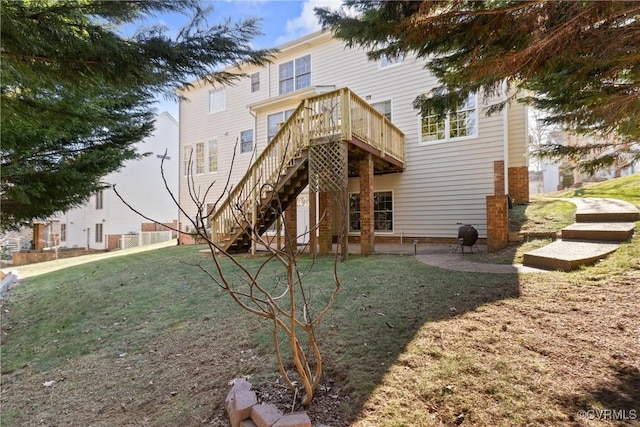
[502, 80, 509, 197]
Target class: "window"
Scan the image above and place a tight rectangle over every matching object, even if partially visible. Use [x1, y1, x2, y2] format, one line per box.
[420, 94, 477, 143]
[195, 142, 205, 174]
[95, 190, 103, 210]
[372, 100, 392, 121]
[250, 72, 260, 93]
[183, 146, 193, 176]
[240, 130, 254, 153]
[208, 89, 226, 113]
[267, 109, 295, 142]
[379, 53, 404, 68]
[208, 140, 218, 173]
[95, 223, 103, 243]
[60, 223, 66, 242]
[279, 54, 311, 95]
[349, 191, 393, 232]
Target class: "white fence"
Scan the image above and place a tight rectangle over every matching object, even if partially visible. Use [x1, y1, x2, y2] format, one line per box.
[120, 231, 172, 250]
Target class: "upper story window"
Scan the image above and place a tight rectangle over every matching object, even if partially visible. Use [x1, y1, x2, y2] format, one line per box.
[372, 100, 392, 121]
[379, 53, 404, 68]
[208, 140, 218, 173]
[420, 94, 477, 143]
[95, 190, 103, 210]
[240, 129, 254, 153]
[250, 72, 260, 93]
[208, 89, 226, 113]
[183, 146, 192, 176]
[195, 142, 205, 174]
[279, 54, 311, 95]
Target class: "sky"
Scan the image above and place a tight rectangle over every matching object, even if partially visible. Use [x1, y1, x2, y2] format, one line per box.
[148, 0, 345, 119]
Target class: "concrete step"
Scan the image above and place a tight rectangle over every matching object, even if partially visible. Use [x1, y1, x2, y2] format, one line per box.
[576, 211, 640, 223]
[561, 222, 636, 242]
[523, 240, 620, 272]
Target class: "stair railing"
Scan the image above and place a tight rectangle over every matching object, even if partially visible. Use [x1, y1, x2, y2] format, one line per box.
[209, 88, 405, 246]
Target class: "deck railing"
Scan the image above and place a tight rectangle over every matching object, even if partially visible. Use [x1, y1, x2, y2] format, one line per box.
[209, 88, 405, 245]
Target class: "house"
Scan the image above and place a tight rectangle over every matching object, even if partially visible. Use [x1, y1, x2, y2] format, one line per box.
[49, 111, 180, 251]
[177, 30, 529, 254]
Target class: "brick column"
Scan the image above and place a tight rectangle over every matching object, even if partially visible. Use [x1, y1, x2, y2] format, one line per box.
[284, 201, 297, 254]
[494, 160, 505, 195]
[359, 154, 375, 255]
[486, 195, 508, 253]
[318, 191, 332, 255]
[508, 166, 529, 204]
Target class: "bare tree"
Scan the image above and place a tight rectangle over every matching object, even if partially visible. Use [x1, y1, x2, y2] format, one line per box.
[115, 106, 347, 407]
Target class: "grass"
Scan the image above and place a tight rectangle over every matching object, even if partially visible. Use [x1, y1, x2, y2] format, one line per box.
[1, 174, 639, 426]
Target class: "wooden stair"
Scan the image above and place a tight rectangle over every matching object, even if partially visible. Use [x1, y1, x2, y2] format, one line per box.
[208, 87, 405, 254]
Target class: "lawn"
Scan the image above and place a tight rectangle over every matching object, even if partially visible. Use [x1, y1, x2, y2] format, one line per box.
[1, 175, 639, 426]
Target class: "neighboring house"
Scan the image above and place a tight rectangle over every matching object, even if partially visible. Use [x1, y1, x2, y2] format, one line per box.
[530, 130, 639, 195]
[52, 111, 179, 250]
[178, 31, 529, 253]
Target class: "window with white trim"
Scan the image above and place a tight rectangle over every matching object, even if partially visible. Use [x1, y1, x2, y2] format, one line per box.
[267, 109, 295, 142]
[240, 130, 254, 153]
[95, 190, 103, 210]
[349, 191, 393, 232]
[208, 140, 218, 173]
[60, 223, 66, 242]
[183, 146, 193, 176]
[208, 89, 226, 113]
[95, 223, 103, 243]
[195, 142, 205, 174]
[372, 100, 392, 121]
[250, 72, 260, 93]
[420, 94, 477, 143]
[379, 53, 404, 68]
[279, 54, 311, 95]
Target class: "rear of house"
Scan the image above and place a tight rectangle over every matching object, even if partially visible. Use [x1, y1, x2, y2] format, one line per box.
[178, 30, 528, 250]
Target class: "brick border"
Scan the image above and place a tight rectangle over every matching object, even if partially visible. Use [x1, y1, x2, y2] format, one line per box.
[226, 378, 329, 427]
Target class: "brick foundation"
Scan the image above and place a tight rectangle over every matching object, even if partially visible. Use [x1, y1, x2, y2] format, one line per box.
[508, 166, 530, 204]
[486, 195, 509, 253]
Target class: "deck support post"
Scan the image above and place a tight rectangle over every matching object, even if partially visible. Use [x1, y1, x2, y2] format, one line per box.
[359, 153, 375, 255]
[309, 191, 317, 257]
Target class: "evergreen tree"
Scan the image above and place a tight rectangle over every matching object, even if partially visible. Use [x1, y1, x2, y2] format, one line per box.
[316, 0, 640, 173]
[1, 0, 273, 230]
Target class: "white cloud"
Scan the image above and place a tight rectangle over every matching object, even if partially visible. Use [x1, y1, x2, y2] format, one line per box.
[274, 0, 343, 45]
